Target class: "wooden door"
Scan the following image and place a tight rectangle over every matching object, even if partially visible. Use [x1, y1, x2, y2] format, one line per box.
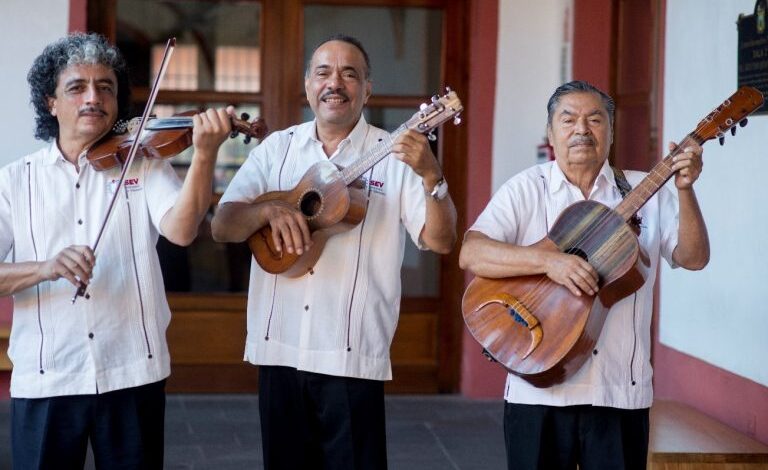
[88, 0, 468, 393]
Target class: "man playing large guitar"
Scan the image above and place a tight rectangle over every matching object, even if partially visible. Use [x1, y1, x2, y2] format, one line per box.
[211, 34, 457, 469]
[460, 81, 710, 470]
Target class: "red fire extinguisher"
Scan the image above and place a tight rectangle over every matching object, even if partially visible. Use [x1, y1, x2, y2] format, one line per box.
[537, 137, 554, 164]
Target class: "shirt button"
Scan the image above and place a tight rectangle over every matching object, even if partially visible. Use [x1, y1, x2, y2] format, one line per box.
[304, 305, 309, 311]
[592, 349, 598, 355]
[76, 183, 80, 189]
[88, 332, 94, 339]
[78, 219, 83, 225]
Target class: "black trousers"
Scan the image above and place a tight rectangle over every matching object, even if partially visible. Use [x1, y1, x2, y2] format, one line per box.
[504, 403, 649, 470]
[11, 380, 166, 470]
[258, 365, 387, 470]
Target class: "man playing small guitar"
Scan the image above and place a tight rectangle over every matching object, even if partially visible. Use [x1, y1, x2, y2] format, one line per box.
[211, 34, 457, 469]
[459, 80, 710, 470]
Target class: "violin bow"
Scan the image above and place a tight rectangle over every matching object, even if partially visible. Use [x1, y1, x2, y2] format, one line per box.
[72, 38, 177, 303]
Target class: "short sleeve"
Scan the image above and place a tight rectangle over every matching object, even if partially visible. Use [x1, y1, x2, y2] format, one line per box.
[0, 168, 14, 260]
[143, 159, 182, 235]
[399, 164, 427, 249]
[656, 182, 680, 267]
[219, 132, 280, 205]
[469, 180, 523, 244]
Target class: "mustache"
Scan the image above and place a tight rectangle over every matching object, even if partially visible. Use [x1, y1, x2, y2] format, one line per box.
[320, 90, 349, 101]
[78, 106, 107, 116]
[569, 137, 595, 146]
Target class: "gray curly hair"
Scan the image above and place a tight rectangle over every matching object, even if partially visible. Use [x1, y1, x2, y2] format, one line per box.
[27, 32, 131, 141]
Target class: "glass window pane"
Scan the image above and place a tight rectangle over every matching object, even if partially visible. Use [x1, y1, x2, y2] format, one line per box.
[117, 0, 261, 92]
[303, 6, 443, 96]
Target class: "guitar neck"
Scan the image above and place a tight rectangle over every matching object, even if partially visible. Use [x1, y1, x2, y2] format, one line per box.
[614, 133, 702, 221]
[339, 123, 409, 185]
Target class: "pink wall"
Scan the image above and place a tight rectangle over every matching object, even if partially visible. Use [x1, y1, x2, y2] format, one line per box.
[459, 0, 506, 398]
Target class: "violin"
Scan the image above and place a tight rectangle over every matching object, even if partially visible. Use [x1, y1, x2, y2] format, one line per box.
[86, 110, 269, 171]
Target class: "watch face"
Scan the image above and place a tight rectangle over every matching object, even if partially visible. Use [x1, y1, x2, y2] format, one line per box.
[431, 179, 448, 200]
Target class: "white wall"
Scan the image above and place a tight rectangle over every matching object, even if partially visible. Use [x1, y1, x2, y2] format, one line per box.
[661, 0, 768, 386]
[492, 0, 570, 190]
[0, 1, 69, 166]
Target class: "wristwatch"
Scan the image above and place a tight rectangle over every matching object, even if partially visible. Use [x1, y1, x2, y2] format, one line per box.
[427, 177, 448, 200]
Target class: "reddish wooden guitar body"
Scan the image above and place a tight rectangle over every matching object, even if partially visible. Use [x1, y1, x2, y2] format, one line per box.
[247, 160, 367, 277]
[461, 86, 763, 388]
[462, 201, 649, 388]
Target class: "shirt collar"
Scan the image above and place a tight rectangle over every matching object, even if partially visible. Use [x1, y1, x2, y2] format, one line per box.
[41, 140, 90, 167]
[298, 114, 370, 156]
[548, 159, 616, 197]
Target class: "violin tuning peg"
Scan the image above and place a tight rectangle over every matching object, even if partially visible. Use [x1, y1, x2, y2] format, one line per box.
[740, 118, 748, 127]
[718, 135, 725, 146]
[240, 112, 250, 121]
[427, 132, 437, 142]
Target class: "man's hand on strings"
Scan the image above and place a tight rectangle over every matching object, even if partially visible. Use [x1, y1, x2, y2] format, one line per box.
[670, 141, 704, 190]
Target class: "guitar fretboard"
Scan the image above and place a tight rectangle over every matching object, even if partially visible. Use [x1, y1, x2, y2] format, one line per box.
[614, 134, 701, 221]
[340, 123, 409, 185]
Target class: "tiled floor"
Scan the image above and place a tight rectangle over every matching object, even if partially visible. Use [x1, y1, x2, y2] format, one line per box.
[0, 394, 506, 469]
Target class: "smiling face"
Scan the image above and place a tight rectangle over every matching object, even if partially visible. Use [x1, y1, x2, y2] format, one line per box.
[547, 91, 613, 172]
[304, 40, 372, 134]
[47, 63, 118, 151]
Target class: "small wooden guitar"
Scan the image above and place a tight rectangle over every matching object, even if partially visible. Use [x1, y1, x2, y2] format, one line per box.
[462, 86, 764, 388]
[247, 90, 463, 277]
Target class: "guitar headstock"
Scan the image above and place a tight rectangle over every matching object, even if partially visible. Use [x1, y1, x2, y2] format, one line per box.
[405, 89, 464, 139]
[694, 86, 764, 145]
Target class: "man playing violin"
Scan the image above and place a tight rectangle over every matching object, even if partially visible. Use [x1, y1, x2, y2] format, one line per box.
[459, 80, 710, 470]
[0, 32, 232, 469]
[211, 34, 457, 469]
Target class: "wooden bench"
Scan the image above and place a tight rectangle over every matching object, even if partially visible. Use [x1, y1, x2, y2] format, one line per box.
[649, 400, 768, 469]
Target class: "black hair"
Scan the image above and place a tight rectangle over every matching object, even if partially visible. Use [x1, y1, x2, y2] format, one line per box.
[27, 32, 131, 141]
[306, 34, 371, 79]
[546, 80, 615, 127]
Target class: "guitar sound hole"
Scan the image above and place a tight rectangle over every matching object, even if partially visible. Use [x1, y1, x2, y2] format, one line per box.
[300, 191, 322, 217]
[565, 247, 588, 262]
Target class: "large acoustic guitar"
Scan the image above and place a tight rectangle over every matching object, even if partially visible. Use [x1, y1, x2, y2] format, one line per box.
[462, 86, 764, 388]
[247, 90, 463, 277]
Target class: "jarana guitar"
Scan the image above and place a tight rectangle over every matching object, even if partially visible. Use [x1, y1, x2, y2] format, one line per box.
[247, 90, 463, 277]
[461, 86, 764, 388]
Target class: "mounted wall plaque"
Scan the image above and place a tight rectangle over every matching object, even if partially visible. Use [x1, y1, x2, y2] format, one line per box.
[738, 0, 768, 114]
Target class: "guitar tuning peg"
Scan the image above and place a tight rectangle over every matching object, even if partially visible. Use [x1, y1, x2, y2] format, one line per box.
[445, 86, 452, 93]
[718, 135, 725, 146]
[431, 95, 439, 103]
[453, 115, 462, 126]
[229, 130, 238, 139]
[243, 135, 252, 145]
[740, 118, 748, 127]
[419, 103, 428, 111]
[731, 126, 737, 136]
[427, 132, 437, 142]
[240, 112, 250, 121]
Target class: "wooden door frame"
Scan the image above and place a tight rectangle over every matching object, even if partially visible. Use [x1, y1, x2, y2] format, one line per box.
[86, 0, 468, 393]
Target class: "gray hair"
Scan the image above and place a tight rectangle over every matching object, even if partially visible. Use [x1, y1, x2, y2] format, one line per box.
[546, 80, 615, 127]
[27, 32, 131, 141]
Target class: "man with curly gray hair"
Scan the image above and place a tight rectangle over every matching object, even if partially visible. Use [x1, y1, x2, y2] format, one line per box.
[1, 32, 233, 469]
